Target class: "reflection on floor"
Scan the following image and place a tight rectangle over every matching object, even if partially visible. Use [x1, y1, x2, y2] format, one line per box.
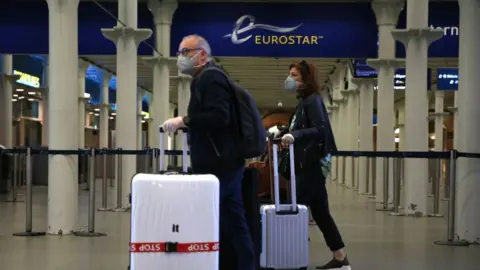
[0, 180, 478, 270]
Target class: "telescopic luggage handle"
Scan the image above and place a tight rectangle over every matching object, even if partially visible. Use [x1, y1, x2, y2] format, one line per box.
[271, 139, 297, 211]
[159, 126, 189, 173]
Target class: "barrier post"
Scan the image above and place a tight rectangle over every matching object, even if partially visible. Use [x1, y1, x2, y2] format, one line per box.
[113, 149, 129, 212]
[5, 153, 24, 203]
[98, 149, 111, 212]
[428, 158, 443, 217]
[341, 156, 346, 186]
[389, 158, 404, 216]
[74, 148, 107, 237]
[377, 157, 392, 211]
[364, 157, 370, 194]
[335, 156, 339, 182]
[368, 157, 376, 199]
[144, 148, 150, 173]
[152, 148, 158, 173]
[13, 148, 46, 237]
[434, 150, 469, 246]
[351, 157, 357, 191]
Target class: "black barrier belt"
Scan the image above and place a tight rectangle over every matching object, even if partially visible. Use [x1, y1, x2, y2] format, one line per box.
[0, 148, 476, 159]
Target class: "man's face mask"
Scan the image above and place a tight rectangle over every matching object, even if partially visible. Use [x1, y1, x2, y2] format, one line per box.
[177, 52, 200, 76]
[284, 76, 298, 92]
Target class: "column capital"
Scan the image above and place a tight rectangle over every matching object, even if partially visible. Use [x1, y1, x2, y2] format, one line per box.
[102, 71, 112, 85]
[447, 106, 458, 113]
[371, 0, 404, 26]
[148, 0, 178, 26]
[78, 96, 91, 103]
[2, 73, 20, 83]
[351, 77, 377, 89]
[367, 58, 404, 72]
[327, 104, 338, 111]
[101, 27, 152, 47]
[332, 98, 345, 105]
[391, 28, 443, 47]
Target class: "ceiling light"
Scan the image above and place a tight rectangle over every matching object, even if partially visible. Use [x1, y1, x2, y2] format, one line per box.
[16, 89, 24, 92]
[28, 92, 36, 95]
[12, 99, 17, 102]
[94, 108, 100, 111]
[109, 117, 114, 120]
[111, 112, 116, 116]
[94, 113, 99, 116]
[28, 98, 34, 101]
[18, 96, 25, 99]
[141, 120, 146, 123]
[13, 94, 18, 97]
[88, 112, 93, 115]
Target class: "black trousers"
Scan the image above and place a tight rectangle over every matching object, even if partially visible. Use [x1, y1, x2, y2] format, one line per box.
[296, 163, 345, 251]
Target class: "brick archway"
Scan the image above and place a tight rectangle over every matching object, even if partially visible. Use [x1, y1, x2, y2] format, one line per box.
[262, 111, 293, 128]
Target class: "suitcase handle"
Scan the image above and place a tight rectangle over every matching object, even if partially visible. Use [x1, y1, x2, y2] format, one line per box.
[271, 139, 298, 212]
[159, 126, 189, 173]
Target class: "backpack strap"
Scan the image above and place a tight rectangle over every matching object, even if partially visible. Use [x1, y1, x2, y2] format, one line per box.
[194, 66, 230, 104]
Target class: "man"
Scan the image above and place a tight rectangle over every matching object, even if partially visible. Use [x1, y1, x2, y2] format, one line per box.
[162, 35, 255, 270]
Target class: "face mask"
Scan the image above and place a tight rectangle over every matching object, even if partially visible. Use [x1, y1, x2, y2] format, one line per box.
[284, 76, 298, 92]
[177, 53, 199, 76]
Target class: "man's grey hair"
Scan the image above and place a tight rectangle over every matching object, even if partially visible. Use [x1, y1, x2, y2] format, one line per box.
[183, 34, 213, 61]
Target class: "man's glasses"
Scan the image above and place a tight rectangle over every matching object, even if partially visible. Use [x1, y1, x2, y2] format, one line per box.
[177, 48, 202, 57]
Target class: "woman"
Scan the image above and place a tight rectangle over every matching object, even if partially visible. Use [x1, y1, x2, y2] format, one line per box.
[273, 60, 351, 270]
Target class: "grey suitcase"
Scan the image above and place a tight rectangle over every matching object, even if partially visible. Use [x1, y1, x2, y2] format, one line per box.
[260, 140, 309, 269]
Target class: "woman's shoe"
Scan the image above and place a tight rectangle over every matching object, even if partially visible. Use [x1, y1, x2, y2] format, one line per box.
[316, 256, 351, 270]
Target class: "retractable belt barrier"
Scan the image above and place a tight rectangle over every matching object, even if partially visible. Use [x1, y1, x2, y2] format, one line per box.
[1, 148, 478, 247]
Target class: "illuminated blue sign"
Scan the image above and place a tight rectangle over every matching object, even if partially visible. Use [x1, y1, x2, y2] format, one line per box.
[436, 68, 458, 90]
[171, 3, 378, 58]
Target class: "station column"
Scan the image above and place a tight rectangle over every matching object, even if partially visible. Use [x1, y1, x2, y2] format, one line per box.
[100, 74, 111, 150]
[352, 78, 375, 194]
[0, 55, 13, 147]
[175, 75, 191, 161]
[392, 0, 443, 216]
[144, 0, 177, 154]
[78, 60, 89, 149]
[102, 0, 152, 207]
[46, 0, 80, 234]
[327, 104, 338, 181]
[368, 0, 404, 204]
[456, 0, 480, 243]
[137, 90, 144, 149]
[41, 59, 49, 146]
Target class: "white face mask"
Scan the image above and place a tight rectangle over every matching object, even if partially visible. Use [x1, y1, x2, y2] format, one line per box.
[284, 76, 298, 92]
[177, 53, 200, 76]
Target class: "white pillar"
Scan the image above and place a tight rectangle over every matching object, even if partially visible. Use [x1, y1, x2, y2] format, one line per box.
[175, 75, 191, 163]
[368, 0, 404, 204]
[397, 103, 405, 150]
[137, 90, 144, 150]
[433, 91, 447, 151]
[78, 60, 89, 149]
[341, 90, 354, 187]
[391, 0, 443, 216]
[352, 78, 375, 194]
[456, 0, 480, 243]
[351, 89, 360, 189]
[46, 0, 80, 234]
[0, 55, 13, 147]
[41, 59, 49, 146]
[327, 104, 338, 180]
[144, 0, 177, 154]
[101, 0, 152, 207]
[100, 74, 111, 149]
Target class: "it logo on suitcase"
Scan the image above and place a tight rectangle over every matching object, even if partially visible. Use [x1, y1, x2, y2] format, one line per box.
[172, 224, 180, 233]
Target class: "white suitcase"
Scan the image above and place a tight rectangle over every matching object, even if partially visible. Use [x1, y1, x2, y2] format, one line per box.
[129, 128, 220, 270]
[260, 141, 309, 269]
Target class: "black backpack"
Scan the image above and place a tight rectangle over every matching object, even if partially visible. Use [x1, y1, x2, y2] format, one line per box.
[195, 66, 266, 159]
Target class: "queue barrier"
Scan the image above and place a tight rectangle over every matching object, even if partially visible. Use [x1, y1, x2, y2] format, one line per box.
[1, 148, 478, 246]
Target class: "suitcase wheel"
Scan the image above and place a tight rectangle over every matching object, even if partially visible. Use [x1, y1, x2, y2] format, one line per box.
[299, 267, 307, 270]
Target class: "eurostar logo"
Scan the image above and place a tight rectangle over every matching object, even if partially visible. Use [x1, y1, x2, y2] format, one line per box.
[223, 15, 322, 45]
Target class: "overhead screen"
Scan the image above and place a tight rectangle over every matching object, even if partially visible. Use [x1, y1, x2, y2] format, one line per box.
[436, 68, 459, 90]
[353, 59, 432, 90]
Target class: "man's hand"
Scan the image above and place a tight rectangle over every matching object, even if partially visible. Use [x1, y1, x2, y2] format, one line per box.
[281, 134, 295, 148]
[268, 126, 281, 138]
[161, 117, 186, 132]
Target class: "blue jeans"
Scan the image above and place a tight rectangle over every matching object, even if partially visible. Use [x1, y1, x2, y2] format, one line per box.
[216, 166, 255, 270]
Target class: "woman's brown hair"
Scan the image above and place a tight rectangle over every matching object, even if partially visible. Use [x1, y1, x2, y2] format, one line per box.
[289, 60, 320, 96]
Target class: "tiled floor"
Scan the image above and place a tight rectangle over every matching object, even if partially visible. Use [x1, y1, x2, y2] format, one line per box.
[0, 180, 478, 270]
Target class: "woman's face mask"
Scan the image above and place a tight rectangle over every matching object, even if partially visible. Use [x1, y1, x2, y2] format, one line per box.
[284, 76, 298, 92]
[177, 53, 200, 76]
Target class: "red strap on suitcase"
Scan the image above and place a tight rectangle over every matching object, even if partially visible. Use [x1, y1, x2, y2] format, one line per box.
[130, 241, 219, 253]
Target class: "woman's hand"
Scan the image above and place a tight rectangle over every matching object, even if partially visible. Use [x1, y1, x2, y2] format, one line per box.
[281, 134, 295, 148]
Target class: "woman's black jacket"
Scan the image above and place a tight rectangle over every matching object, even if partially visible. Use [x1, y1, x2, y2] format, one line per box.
[290, 93, 337, 170]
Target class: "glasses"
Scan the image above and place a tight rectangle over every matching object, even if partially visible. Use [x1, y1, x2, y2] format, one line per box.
[177, 48, 202, 57]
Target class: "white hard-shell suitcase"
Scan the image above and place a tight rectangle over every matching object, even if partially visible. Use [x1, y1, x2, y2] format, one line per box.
[129, 127, 220, 270]
[260, 140, 309, 269]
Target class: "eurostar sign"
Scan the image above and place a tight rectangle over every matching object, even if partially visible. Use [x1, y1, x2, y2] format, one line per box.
[13, 70, 40, 88]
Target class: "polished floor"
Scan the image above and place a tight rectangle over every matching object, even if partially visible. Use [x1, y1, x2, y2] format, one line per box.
[0, 180, 478, 270]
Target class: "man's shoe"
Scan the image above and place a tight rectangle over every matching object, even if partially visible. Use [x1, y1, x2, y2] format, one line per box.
[316, 256, 351, 270]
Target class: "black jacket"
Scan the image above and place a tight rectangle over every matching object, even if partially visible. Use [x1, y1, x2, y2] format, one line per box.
[185, 63, 244, 174]
[290, 93, 337, 170]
